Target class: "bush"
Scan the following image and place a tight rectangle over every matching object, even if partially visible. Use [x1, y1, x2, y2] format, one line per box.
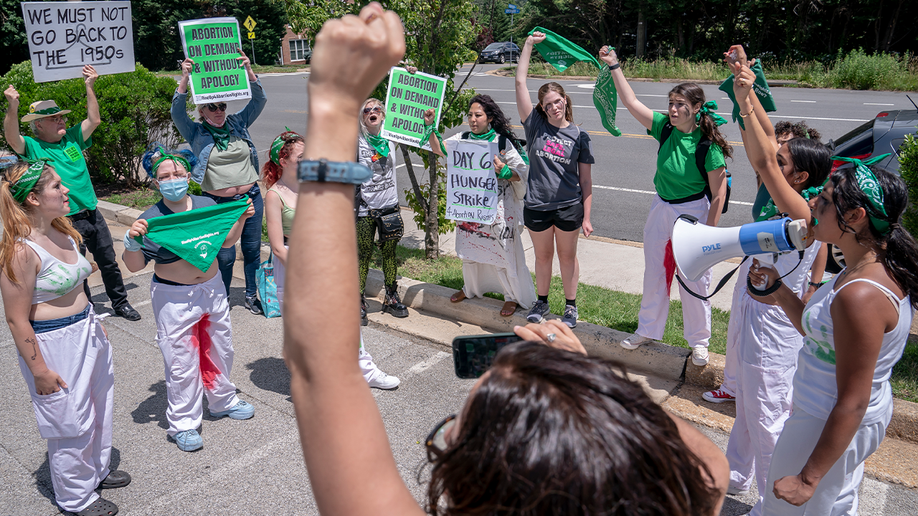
[900, 133, 918, 236]
[825, 49, 918, 91]
[0, 61, 183, 188]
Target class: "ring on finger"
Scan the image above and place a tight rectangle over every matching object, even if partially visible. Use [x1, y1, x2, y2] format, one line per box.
[546, 333, 557, 343]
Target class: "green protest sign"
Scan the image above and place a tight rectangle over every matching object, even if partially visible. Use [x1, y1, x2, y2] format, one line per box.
[381, 67, 447, 150]
[178, 17, 250, 104]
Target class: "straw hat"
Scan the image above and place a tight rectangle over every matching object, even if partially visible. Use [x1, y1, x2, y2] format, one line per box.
[21, 100, 71, 122]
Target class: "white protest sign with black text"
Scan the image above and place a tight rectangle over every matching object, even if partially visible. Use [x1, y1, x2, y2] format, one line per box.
[446, 139, 499, 225]
[22, 1, 135, 83]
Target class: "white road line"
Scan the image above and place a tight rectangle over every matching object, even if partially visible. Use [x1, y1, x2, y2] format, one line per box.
[407, 351, 452, 374]
[864, 102, 894, 106]
[790, 100, 816, 103]
[593, 184, 753, 205]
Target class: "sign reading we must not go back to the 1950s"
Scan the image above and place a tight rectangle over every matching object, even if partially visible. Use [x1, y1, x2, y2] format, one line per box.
[22, 1, 135, 83]
[178, 17, 250, 104]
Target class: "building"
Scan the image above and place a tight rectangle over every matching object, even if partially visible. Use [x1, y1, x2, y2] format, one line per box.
[280, 25, 311, 66]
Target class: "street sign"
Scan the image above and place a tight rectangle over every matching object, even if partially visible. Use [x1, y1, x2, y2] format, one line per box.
[248, 32, 255, 40]
[243, 16, 256, 31]
[508, 3, 517, 8]
[506, 6, 520, 14]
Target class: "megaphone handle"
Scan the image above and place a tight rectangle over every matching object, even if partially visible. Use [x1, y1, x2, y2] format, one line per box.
[747, 275, 783, 297]
[675, 256, 749, 301]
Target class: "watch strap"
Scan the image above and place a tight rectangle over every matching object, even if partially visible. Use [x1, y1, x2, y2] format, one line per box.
[298, 159, 372, 185]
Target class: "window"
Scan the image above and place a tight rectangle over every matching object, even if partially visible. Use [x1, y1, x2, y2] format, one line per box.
[290, 39, 310, 62]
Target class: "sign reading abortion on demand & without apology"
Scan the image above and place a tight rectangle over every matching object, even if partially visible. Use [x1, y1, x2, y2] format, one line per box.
[178, 17, 250, 104]
[382, 67, 447, 150]
[445, 139, 500, 225]
[22, 1, 135, 83]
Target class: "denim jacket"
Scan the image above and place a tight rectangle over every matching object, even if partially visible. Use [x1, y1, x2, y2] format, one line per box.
[170, 79, 267, 185]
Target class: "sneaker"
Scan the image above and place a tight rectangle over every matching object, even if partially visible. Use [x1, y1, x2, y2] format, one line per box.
[210, 400, 255, 420]
[526, 299, 549, 323]
[172, 429, 203, 452]
[727, 485, 750, 496]
[692, 347, 710, 367]
[245, 295, 263, 316]
[561, 304, 578, 328]
[620, 332, 652, 350]
[114, 303, 141, 321]
[367, 372, 400, 390]
[702, 389, 735, 404]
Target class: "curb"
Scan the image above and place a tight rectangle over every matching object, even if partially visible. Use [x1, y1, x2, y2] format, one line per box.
[487, 68, 802, 87]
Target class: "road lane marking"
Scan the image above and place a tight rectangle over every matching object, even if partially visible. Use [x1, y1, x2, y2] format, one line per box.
[864, 103, 894, 106]
[592, 184, 753, 205]
[790, 100, 816, 103]
[407, 351, 451, 374]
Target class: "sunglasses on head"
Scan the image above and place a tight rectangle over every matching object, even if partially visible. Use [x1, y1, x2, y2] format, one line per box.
[206, 103, 227, 112]
[363, 106, 383, 114]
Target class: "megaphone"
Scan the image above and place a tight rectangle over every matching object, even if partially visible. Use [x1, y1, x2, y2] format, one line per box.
[672, 215, 810, 282]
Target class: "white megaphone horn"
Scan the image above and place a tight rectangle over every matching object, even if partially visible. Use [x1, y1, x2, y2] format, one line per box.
[672, 215, 811, 282]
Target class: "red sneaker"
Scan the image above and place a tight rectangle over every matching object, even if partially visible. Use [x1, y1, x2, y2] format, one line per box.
[702, 389, 735, 403]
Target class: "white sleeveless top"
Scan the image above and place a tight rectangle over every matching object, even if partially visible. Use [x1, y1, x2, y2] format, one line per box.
[22, 237, 92, 305]
[794, 273, 912, 425]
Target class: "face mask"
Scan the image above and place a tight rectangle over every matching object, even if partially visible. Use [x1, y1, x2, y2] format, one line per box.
[159, 178, 189, 202]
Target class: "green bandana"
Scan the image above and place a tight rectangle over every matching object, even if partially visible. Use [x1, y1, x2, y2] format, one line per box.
[202, 122, 231, 152]
[831, 154, 893, 235]
[10, 160, 51, 203]
[756, 185, 824, 222]
[270, 128, 301, 165]
[696, 100, 728, 127]
[527, 27, 621, 137]
[719, 60, 777, 130]
[152, 154, 192, 178]
[366, 133, 390, 159]
[136, 198, 250, 272]
[420, 123, 447, 155]
[468, 128, 496, 141]
[33, 106, 62, 116]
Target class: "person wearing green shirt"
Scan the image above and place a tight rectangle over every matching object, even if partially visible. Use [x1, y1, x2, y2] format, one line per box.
[3, 65, 141, 322]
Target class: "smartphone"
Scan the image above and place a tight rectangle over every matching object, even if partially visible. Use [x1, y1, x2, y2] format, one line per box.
[452, 332, 522, 379]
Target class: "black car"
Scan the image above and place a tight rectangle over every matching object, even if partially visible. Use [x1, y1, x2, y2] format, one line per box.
[824, 108, 918, 271]
[479, 42, 520, 64]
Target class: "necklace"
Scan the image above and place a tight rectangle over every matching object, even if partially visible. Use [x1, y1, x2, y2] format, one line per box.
[839, 252, 878, 281]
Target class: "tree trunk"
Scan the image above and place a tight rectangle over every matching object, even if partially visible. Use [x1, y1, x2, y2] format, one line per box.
[401, 146, 428, 215]
[425, 155, 440, 259]
[636, 6, 646, 58]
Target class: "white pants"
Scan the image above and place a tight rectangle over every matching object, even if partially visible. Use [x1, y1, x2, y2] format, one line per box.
[19, 307, 114, 513]
[150, 273, 240, 437]
[636, 195, 712, 349]
[764, 404, 886, 515]
[274, 247, 287, 309]
[358, 333, 386, 383]
[725, 291, 803, 515]
[720, 259, 752, 397]
[462, 259, 537, 309]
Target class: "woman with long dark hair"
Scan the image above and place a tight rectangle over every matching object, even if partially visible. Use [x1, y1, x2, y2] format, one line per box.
[425, 94, 536, 316]
[734, 62, 918, 514]
[601, 47, 731, 367]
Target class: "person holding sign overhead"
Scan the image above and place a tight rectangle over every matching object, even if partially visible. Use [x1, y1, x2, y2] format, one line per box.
[171, 48, 267, 316]
[424, 95, 536, 316]
[515, 31, 595, 328]
[121, 145, 256, 452]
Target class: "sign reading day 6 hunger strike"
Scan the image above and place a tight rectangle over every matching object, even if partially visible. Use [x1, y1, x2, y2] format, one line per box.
[446, 140, 499, 225]
[381, 67, 447, 150]
[22, 2, 135, 83]
[178, 18, 250, 104]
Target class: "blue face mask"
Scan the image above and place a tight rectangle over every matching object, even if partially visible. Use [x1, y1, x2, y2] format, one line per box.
[159, 178, 189, 202]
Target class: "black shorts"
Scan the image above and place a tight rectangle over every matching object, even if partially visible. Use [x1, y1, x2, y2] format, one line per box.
[524, 203, 584, 232]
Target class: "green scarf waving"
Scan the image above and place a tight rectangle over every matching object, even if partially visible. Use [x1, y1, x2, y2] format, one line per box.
[136, 199, 250, 272]
[528, 27, 621, 137]
[719, 60, 776, 130]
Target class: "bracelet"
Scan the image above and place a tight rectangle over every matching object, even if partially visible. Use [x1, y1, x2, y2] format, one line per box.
[608, 63, 620, 71]
[808, 281, 822, 288]
[123, 232, 142, 252]
[497, 164, 513, 179]
[297, 159, 372, 185]
[740, 106, 754, 118]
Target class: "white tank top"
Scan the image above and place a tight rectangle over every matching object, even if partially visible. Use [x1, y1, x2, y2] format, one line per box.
[794, 274, 913, 425]
[22, 237, 92, 305]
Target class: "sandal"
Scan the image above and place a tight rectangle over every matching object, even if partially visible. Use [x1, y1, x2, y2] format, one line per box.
[500, 301, 518, 317]
[450, 289, 467, 303]
[98, 470, 131, 489]
[75, 497, 118, 516]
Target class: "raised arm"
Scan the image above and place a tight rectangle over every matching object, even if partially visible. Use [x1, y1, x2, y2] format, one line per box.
[283, 4, 423, 515]
[235, 50, 266, 127]
[80, 66, 101, 139]
[599, 46, 653, 130]
[515, 33, 542, 123]
[3, 85, 25, 155]
[725, 46, 774, 145]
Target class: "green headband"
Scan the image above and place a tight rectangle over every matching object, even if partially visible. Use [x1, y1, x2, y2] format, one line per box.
[10, 159, 52, 203]
[270, 128, 301, 165]
[696, 100, 728, 127]
[152, 154, 192, 178]
[831, 154, 893, 235]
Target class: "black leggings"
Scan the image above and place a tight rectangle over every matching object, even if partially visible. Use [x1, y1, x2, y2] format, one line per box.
[357, 216, 398, 292]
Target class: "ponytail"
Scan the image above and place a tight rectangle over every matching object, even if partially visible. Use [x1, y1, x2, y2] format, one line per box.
[669, 83, 732, 160]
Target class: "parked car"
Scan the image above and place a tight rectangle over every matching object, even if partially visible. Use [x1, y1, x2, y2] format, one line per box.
[824, 107, 918, 272]
[479, 42, 520, 64]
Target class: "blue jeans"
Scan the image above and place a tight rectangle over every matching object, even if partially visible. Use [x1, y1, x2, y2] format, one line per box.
[204, 184, 264, 298]
[31, 304, 91, 334]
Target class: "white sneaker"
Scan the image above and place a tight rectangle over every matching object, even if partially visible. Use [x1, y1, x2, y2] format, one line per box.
[366, 372, 400, 390]
[692, 347, 710, 367]
[620, 332, 652, 350]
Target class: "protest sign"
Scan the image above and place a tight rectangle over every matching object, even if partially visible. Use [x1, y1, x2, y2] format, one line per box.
[178, 17, 250, 104]
[382, 67, 447, 150]
[22, 1, 135, 83]
[446, 139, 499, 225]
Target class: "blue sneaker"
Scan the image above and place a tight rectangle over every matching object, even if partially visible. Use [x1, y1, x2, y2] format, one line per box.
[172, 429, 203, 452]
[526, 299, 550, 323]
[210, 400, 255, 420]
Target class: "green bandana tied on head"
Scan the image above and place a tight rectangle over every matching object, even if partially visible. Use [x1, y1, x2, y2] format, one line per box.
[528, 27, 621, 137]
[152, 154, 192, 178]
[419, 123, 447, 155]
[202, 122, 231, 151]
[270, 128, 301, 165]
[831, 154, 893, 235]
[756, 185, 824, 222]
[135, 198, 250, 272]
[366, 133, 390, 159]
[11, 159, 53, 203]
[696, 100, 728, 127]
[719, 60, 777, 130]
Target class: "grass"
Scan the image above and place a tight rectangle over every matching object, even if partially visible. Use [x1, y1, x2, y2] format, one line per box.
[892, 341, 918, 403]
[103, 188, 161, 210]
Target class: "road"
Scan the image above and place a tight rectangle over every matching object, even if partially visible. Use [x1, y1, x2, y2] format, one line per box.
[233, 63, 913, 243]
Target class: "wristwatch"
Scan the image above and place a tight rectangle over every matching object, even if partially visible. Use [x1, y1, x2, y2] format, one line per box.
[297, 159, 372, 185]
